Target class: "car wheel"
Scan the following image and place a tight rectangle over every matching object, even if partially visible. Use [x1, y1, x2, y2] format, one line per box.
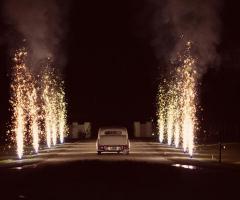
[123, 150, 129, 155]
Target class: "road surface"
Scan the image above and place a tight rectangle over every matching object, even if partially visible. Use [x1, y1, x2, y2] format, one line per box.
[0, 140, 240, 200]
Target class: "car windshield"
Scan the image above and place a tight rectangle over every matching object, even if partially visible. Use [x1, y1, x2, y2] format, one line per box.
[104, 130, 122, 135]
[99, 135, 127, 145]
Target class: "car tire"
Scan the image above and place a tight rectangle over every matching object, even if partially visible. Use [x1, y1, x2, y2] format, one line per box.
[123, 150, 129, 155]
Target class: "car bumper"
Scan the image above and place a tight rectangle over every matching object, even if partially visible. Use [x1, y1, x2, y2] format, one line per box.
[97, 145, 129, 152]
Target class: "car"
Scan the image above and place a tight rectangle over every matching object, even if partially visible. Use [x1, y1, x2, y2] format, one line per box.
[96, 127, 130, 155]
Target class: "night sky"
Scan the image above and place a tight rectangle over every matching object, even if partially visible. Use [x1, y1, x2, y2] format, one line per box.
[66, 0, 157, 125]
[0, 0, 240, 139]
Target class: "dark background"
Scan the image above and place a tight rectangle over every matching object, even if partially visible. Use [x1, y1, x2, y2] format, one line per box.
[65, 0, 157, 126]
[0, 0, 240, 141]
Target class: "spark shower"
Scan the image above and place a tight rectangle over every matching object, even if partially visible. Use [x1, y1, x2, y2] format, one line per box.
[11, 48, 67, 159]
[157, 42, 197, 157]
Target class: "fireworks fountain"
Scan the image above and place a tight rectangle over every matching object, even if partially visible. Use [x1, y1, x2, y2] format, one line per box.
[11, 50, 21, 158]
[158, 116, 165, 143]
[42, 68, 67, 147]
[4, 0, 68, 159]
[27, 73, 40, 153]
[42, 70, 56, 147]
[172, 79, 181, 149]
[11, 48, 31, 158]
[57, 82, 67, 144]
[157, 41, 197, 156]
[157, 85, 166, 143]
[167, 103, 174, 146]
[151, 0, 221, 157]
[11, 48, 67, 158]
[174, 121, 180, 148]
[178, 42, 197, 156]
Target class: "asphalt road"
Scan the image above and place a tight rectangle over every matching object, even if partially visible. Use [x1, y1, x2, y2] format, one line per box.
[0, 141, 240, 200]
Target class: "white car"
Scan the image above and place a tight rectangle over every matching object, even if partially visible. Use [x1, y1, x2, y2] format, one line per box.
[96, 127, 130, 155]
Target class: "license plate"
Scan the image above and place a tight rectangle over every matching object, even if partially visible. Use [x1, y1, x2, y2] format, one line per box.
[108, 147, 117, 150]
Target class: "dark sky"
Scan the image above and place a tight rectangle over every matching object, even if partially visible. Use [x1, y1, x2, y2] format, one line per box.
[0, 0, 240, 134]
[65, 0, 157, 125]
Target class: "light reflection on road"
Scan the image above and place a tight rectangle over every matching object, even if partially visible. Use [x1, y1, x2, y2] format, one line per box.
[172, 164, 198, 170]
[0, 141, 239, 169]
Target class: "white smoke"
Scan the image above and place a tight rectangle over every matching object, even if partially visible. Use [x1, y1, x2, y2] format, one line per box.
[152, 0, 222, 75]
[4, 0, 68, 70]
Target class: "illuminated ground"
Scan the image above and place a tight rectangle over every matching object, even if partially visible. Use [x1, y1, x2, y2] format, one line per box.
[1, 140, 240, 168]
[0, 140, 240, 200]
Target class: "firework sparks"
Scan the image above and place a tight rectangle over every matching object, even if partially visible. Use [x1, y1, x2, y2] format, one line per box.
[42, 71, 55, 147]
[167, 81, 179, 146]
[15, 106, 25, 159]
[157, 41, 197, 156]
[11, 48, 67, 158]
[11, 48, 41, 157]
[11, 48, 28, 159]
[158, 118, 164, 143]
[42, 69, 67, 147]
[179, 51, 197, 156]
[167, 104, 174, 145]
[174, 121, 180, 148]
[28, 80, 40, 153]
[157, 85, 166, 143]
[57, 83, 67, 144]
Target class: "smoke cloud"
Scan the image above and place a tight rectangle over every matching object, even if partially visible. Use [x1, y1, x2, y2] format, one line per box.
[4, 0, 68, 70]
[151, 0, 222, 75]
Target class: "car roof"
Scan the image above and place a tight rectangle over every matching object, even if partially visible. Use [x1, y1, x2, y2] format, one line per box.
[99, 127, 127, 131]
